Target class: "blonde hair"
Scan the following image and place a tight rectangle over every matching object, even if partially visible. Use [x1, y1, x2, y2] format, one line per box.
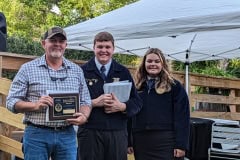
[134, 48, 175, 94]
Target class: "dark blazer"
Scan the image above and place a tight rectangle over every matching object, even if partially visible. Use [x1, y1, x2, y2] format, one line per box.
[132, 80, 190, 150]
[81, 58, 142, 130]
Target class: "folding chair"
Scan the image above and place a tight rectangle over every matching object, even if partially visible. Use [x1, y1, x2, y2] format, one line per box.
[208, 122, 240, 160]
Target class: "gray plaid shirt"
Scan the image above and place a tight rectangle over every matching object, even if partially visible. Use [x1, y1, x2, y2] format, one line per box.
[7, 55, 91, 127]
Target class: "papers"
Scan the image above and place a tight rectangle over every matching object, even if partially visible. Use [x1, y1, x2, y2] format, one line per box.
[103, 81, 132, 102]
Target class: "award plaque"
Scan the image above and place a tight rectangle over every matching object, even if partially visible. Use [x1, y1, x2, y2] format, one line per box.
[47, 92, 79, 121]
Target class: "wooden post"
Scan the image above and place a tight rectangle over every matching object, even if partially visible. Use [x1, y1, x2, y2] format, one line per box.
[0, 55, 2, 77]
[229, 89, 236, 112]
[236, 90, 240, 112]
[190, 85, 196, 112]
[0, 123, 13, 160]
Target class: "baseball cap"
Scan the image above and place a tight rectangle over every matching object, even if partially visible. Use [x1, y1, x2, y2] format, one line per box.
[43, 26, 67, 40]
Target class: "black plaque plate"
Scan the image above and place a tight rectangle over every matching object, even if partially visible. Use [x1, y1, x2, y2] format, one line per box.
[48, 92, 79, 121]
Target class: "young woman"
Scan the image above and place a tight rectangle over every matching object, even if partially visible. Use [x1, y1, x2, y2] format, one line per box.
[131, 48, 190, 160]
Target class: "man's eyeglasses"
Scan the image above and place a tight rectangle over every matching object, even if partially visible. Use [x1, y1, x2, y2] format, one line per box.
[47, 65, 68, 81]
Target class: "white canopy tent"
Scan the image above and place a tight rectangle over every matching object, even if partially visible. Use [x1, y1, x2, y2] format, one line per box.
[64, 0, 240, 93]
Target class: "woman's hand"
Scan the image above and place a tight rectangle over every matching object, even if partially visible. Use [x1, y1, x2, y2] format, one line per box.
[174, 149, 185, 158]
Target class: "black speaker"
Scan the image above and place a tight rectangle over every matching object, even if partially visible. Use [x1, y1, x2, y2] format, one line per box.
[0, 12, 7, 52]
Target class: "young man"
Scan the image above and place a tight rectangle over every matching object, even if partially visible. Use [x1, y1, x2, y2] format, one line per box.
[78, 31, 142, 160]
[7, 26, 92, 160]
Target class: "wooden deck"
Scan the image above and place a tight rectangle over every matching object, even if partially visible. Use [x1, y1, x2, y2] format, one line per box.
[0, 52, 239, 159]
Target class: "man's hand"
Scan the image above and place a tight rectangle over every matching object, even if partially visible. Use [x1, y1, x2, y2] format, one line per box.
[66, 105, 91, 125]
[35, 95, 53, 110]
[104, 93, 126, 113]
[92, 94, 112, 107]
[15, 95, 53, 112]
[66, 112, 88, 125]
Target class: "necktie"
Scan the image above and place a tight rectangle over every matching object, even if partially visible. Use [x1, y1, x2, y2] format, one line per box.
[147, 79, 155, 90]
[100, 65, 106, 80]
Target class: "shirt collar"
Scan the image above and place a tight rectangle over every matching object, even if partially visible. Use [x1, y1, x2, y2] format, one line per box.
[38, 55, 70, 69]
[94, 57, 112, 74]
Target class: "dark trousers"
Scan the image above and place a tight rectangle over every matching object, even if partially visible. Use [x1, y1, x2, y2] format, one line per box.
[133, 130, 184, 160]
[77, 128, 128, 160]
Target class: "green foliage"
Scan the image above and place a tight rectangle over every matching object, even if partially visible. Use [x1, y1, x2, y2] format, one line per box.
[85, 0, 138, 17]
[228, 68, 240, 78]
[7, 35, 138, 64]
[172, 60, 234, 78]
[226, 58, 240, 78]
[1, 0, 47, 38]
[229, 58, 240, 67]
[2, 0, 238, 78]
[1, 0, 138, 39]
[7, 36, 44, 56]
[198, 66, 232, 78]
[7, 35, 94, 60]
[2, 70, 18, 80]
[1, 0, 138, 67]
[65, 49, 94, 61]
[113, 53, 138, 66]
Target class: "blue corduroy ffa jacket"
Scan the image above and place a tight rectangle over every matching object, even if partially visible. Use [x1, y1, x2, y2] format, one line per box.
[81, 58, 142, 130]
[132, 80, 190, 150]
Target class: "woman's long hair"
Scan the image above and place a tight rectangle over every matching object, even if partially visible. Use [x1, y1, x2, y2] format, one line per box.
[134, 48, 175, 94]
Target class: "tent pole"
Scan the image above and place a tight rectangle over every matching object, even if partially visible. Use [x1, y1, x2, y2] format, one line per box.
[184, 34, 196, 95]
[185, 63, 189, 95]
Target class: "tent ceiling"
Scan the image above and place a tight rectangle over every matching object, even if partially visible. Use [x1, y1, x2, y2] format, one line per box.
[64, 0, 240, 63]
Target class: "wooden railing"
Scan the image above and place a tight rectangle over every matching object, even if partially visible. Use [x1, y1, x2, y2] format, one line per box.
[0, 78, 24, 159]
[0, 52, 239, 159]
[187, 72, 240, 120]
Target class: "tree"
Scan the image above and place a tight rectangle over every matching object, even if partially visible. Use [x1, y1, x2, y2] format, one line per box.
[0, 0, 138, 39]
[1, 0, 240, 78]
[1, 0, 139, 66]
